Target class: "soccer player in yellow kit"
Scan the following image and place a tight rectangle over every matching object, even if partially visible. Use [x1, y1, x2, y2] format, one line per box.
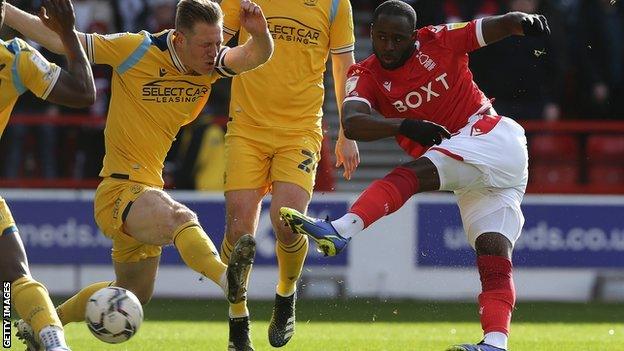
[217, 0, 359, 349]
[0, 0, 95, 350]
[5, 0, 273, 346]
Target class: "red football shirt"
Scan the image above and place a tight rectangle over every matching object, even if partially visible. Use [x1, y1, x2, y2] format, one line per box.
[344, 19, 491, 158]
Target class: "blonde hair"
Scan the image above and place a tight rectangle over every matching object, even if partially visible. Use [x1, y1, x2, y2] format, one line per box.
[175, 0, 223, 33]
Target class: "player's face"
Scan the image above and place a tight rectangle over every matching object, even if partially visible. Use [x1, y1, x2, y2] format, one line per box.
[371, 14, 416, 70]
[178, 21, 223, 75]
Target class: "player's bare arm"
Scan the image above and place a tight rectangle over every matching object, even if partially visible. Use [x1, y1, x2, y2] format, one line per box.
[481, 12, 551, 45]
[39, 0, 95, 107]
[332, 52, 360, 180]
[4, 2, 88, 55]
[342, 100, 450, 147]
[223, 0, 273, 74]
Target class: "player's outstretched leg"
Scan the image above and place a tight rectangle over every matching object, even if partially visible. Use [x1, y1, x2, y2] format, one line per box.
[279, 207, 349, 257]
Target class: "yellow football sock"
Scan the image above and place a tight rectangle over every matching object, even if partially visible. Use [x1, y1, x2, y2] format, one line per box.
[11, 276, 62, 334]
[276, 235, 308, 296]
[221, 238, 250, 318]
[56, 281, 113, 325]
[173, 221, 227, 287]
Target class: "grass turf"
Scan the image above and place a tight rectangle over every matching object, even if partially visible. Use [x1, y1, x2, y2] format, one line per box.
[8, 299, 624, 350]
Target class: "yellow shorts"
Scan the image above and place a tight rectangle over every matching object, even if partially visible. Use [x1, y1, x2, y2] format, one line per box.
[0, 197, 17, 236]
[94, 178, 162, 263]
[224, 122, 322, 196]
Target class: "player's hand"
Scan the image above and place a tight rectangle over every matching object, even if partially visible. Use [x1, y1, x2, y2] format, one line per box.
[39, 0, 76, 36]
[240, 0, 268, 37]
[520, 14, 550, 36]
[335, 135, 360, 181]
[398, 119, 451, 147]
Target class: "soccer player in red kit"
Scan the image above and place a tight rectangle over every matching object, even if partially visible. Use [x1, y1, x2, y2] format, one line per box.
[280, 1, 550, 350]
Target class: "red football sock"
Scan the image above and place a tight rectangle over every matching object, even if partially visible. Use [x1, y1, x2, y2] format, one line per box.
[477, 255, 516, 336]
[349, 166, 419, 228]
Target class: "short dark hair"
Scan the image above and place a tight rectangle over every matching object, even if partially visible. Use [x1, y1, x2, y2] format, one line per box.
[373, 0, 417, 30]
[175, 0, 223, 33]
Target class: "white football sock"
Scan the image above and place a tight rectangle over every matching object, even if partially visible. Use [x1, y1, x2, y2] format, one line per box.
[331, 213, 365, 239]
[484, 331, 508, 350]
[39, 325, 69, 351]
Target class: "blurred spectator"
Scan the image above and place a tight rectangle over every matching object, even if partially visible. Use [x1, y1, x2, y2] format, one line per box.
[574, 0, 624, 118]
[111, 0, 149, 32]
[442, 0, 501, 22]
[470, 0, 566, 120]
[147, 0, 176, 33]
[167, 115, 226, 191]
[3, 86, 60, 179]
[72, 4, 114, 179]
[73, 0, 114, 32]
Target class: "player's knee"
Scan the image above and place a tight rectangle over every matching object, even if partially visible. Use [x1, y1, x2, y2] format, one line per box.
[171, 206, 197, 227]
[161, 207, 197, 243]
[271, 214, 299, 245]
[275, 225, 300, 245]
[225, 212, 255, 239]
[0, 269, 28, 286]
[0, 259, 29, 283]
[475, 233, 512, 258]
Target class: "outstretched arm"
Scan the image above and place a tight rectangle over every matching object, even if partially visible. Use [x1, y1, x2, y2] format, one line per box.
[481, 12, 550, 45]
[40, 0, 94, 107]
[332, 52, 359, 180]
[4, 1, 87, 54]
[222, 0, 272, 74]
[342, 101, 450, 147]
[342, 100, 403, 141]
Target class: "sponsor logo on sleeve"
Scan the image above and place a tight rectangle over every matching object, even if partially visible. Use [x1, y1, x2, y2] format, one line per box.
[103, 33, 127, 40]
[29, 51, 51, 74]
[345, 75, 359, 95]
[446, 22, 469, 30]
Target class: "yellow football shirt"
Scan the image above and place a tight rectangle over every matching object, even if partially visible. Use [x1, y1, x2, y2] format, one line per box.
[85, 30, 234, 187]
[0, 38, 60, 137]
[220, 0, 355, 131]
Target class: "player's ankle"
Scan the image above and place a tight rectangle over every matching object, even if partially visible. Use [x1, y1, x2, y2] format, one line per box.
[331, 213, 364, 239]
[483, 331, 508, 350]
[39, 325, 68, 349]
[229, 306, 250, 319]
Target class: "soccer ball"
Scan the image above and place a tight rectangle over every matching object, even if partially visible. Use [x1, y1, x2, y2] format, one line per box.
[85, 287, 144, 343]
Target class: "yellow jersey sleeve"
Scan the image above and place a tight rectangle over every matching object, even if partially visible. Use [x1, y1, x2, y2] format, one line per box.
[220, 0, 241, 37]
[16, 41, 61, 100]
[329, 0, 355, 54]
[85, 31, 151, 71]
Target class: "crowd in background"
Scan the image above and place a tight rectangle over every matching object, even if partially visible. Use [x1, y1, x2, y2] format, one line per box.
[0, 0, 623, 187]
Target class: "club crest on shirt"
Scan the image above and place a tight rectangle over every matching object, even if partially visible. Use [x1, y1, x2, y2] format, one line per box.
[383, 81, 392, 92]
[304, 0, 317, 6]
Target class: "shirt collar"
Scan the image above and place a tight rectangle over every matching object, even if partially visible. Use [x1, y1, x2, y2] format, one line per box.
[167, 30, 187, 73]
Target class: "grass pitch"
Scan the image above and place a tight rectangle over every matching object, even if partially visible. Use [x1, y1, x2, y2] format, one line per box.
[9, 299, 624, 350]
